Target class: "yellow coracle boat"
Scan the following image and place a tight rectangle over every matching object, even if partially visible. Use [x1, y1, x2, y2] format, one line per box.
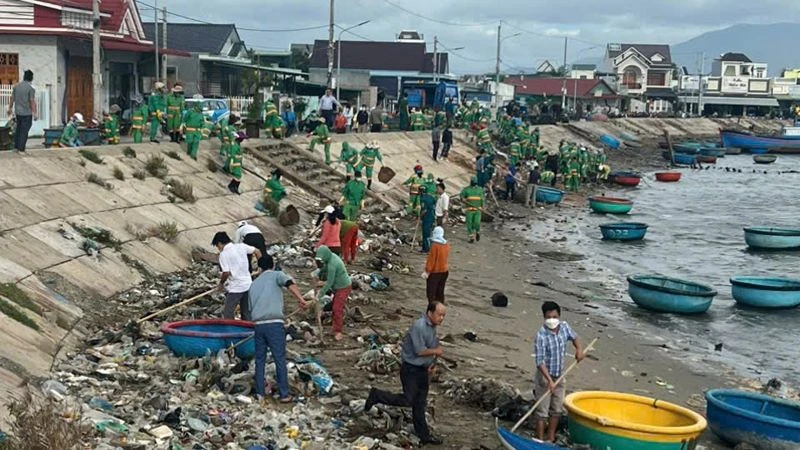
[564, 391, 707, 450]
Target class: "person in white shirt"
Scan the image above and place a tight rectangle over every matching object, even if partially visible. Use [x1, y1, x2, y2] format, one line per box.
[318, 89, 339, 128]
[434, 180, 450, 227]
[234, 220, 267, 267]
[212, 231, 262, 320]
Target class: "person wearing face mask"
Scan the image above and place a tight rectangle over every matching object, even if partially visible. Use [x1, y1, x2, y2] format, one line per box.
[533, 301, 585, 443]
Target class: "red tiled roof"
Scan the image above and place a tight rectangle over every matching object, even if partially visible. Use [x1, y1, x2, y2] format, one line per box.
[44, 0, 127, 30]
[505, 77, 617, 98]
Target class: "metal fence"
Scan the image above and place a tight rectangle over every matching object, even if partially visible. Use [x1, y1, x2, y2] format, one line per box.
[225, 96, 254, 116]
[0, 84, 51, 136]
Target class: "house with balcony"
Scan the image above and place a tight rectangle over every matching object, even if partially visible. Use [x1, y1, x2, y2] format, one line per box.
[677, 52, 777, 116]
[506, 76, 620, 116]
[603, 43, 676, 114]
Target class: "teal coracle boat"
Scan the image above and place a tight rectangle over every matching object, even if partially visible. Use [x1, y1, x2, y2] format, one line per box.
[729, 276, 800, 309]
[600, 222, 648, 241]
[627, 275, 717, 314]
[744, 227, 800, 250]
[589, 196, 633, 214]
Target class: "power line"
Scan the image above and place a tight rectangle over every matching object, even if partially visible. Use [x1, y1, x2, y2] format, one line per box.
[438, 42, 495, 63]
[381, 0, 493, 27]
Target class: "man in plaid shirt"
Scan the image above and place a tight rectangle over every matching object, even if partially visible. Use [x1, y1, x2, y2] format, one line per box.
[533, 301, 585, 442]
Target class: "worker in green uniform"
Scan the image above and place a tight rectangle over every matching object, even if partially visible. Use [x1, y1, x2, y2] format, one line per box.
[402, 164, 425, 216]
[102, 104, 121, 145]
[166, 83, 185, 143]
[339, 142, 360, 181]
[565, 156, 581, 192]
[263, 101, 285, 139]
[308, 117, 332, 164]
[357, 140, 383, 190]
[182, 99, 205, 160]
[460, 176, 485, 243]
[148, 82, 166, 143]
[531, 127, 540, 148]
[410, 108, 426, 131]
[339, 170, 367, 221]
[434, 109, 446, 128]
[130, 96, 148, 144]
[476, 121, 492, 153]
[263, 169, 287, 204]
[509, 140, 522, 168]
[418, 185, 437, 253]
[219, 114, 239, 158]
[423, 172, 437, 198]
[398, 93, 410, 131]
[226, 131, 244, 194]
[59, 112, 84, 147]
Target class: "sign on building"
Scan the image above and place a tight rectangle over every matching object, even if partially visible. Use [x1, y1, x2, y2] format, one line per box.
[722, 76, 748, 94]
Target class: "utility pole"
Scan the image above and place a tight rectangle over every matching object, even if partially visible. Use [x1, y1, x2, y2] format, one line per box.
[561, 36, 568, 112]
[494, 23, 501, 111]
[154, 0, 159, 85]
[698, 52, 705, 116]
[161, 7, 167, 81]
[433, 36, 438, 83]
[326, 0, 335, 89]
[92, 0, 101, 119]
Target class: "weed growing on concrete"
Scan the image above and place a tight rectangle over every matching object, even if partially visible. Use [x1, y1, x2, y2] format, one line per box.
[144, 154, 168, 179]
[0, 283, 41, 315]
[70, 223, 121, 250]
[113, 166, 125, 180]
[1, 390, 82, 449]
[164, 150, 182, 160]
[55, 315, 71, 330]
[167, 178, 196, 203]
[206, 158, 219, 172]
[0, 298, 39, 330]
[150, 221, 179, 243]
[79, 149, 104, 164]
[87, 173, 113, 190]
[133, 169, 147, 180]
[78, 158, 86, 167]
[122, 146, 137, 158]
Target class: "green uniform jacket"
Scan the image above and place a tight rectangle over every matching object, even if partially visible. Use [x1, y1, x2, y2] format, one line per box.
[420, 193, 436, 222]
[166, 94, 185, 120]
[340, 144, 359, 166]
[131, 104, 149, 129]
[183, 110, 206, 131]
[264, 176, 286, 203]
[103, 115, 119, 138]
[60, 122, 78, 145]
[316, 246, 351, 298]
[358, 147, 382, 168]
[313, 123, 330, 139]
[342, 179, 366, 205]
[148, 94, 166, 117]
[402, 175, 424, 195]
[461, 185, 485, 210]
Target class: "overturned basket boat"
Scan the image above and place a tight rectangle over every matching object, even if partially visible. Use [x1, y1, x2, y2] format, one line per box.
[161, 319, 255, 359]
[377, 166, 396, 183]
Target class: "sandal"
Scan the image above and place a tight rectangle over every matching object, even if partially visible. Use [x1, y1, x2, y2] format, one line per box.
[279, 396, 294, 404]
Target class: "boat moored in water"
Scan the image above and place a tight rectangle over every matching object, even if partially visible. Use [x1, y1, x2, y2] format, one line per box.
[706, 389, 800, 449]
[729, 276, 800, 309]
[754, 154, 778, 164]
[589, 196, 633, 214]
[744, 227, 800, 250]
[627, 274, 717, 314]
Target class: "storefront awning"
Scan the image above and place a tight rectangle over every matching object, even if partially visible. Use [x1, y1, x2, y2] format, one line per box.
[198, 55, 307, 76]
[679, 96, 779, 107]
[102, 40, 190, 57]
[644, 88, 677, 99]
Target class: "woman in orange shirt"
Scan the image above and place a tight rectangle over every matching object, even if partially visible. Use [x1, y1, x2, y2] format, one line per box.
[316, 205, 342, 255]
[423, 226, 450, 303]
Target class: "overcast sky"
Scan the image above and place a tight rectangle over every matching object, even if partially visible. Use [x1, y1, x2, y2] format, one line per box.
[148, 0, 800, 74]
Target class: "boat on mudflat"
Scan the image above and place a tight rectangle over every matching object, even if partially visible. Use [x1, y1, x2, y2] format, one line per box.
[720, 128, 800, 151]
[565, 391, 707, 450]
[655, 172, 681, 182]
[589, 196, 633, 214]
[700, 147, 726, 157]
[600, 222, 648, 241]
[696, 155, 717, 164]
[161, 319, 255, 358]
[729, 276, 800, 309]
[610, 171, 641, 186]
[496, 424, 566, 450]
[706, 389, 800, 449]
[535, 186, 565, 205]
[725, 147, 742, 155]
[627, 274, 717, 314]
[744, 227, 800, 250]
[673, 143, 702, 154]
[671, 153, 697, 165]
[754, 154, 778, 164]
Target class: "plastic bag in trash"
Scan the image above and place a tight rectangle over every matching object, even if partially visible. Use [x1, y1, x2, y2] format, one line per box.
[295, 358, 334, 394]
[369, 273, 390, 291]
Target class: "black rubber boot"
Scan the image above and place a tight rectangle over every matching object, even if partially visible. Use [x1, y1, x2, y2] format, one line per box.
[227, 180, 237, 194]
[233, 180, 241, 195]
[368, 179, 373, 190]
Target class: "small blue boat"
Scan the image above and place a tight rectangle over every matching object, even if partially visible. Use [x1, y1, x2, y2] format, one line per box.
[672, 153, 697, 165]
[496, 425, 566, 449]
[729, 276, 800, 309]
[744, 227, 800, 250]
[600, 134, 621, 149]
[161, 319, 255, 359]
[750, 148, 770, 154]
[720, 129, 800, 151]
[673, 143, 701, 155]
[700, 147, 726, 157]
[706, 389, 800, 449]
[535, 186, 565, 205]
[627, 275, 717, 314]
[599, 222, 648, 241]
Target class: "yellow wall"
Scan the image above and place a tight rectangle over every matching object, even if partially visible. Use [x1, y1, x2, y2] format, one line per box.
[782, 69, 800, 79]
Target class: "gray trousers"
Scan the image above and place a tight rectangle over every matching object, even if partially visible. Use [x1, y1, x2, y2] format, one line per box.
[223, 291, 250, 321]
[526, 184, 538, 206]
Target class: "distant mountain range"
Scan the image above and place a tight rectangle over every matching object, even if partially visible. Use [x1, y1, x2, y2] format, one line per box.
[672, 23, 800, 76]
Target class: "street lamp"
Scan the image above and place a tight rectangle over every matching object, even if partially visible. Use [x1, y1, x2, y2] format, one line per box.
[495, 30, 521, 110]
[436, 46, 463, 81]
[337, 20, 370, 99]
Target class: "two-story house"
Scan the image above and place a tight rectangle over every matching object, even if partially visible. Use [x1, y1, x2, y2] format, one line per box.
[603, 43, 676, 113]
[0, 0, 187, 130]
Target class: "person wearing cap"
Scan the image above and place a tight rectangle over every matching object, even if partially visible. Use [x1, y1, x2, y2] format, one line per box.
[402, 165, 425, 216]
[356, 141, 383, 190]
[423, 226, 450, 303]
[339, 142, 359, 181]
[148, 82, 167, 143]
[130, 96, 149, 144]
[263, 100, 286, 139]
[316, 205, 342, 254]
[249, 254, 307, 403]
[262, 169, 287, 213]
[102, 105, 121, 145]
[314, 245, 351, 341]
[418, 185, 436, 253]
[212, 231, 262, 321]
[234, 220, 267, 266]
[340, 170, 367, 221]
[460, 176, 485, 243]
[166, 83, 185, 143]
[308, 116, 332, 165]
[182, 100, 205, 160]
[59, 113, 84, 147]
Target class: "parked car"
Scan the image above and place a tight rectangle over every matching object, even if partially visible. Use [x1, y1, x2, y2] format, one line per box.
[183, 98, 230, 125]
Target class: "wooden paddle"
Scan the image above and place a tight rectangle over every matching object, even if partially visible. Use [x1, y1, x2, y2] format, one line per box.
[510, 337, 598, 433]
[136, 288, 217, 324]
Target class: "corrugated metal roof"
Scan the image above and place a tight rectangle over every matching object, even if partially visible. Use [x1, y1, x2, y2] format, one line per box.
[143, 22, 236, 54]
[309, 40, 432, 72]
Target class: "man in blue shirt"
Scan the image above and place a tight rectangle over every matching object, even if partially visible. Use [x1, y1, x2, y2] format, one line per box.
[364, 302, 446, 445]
[533, 301, 585, 443]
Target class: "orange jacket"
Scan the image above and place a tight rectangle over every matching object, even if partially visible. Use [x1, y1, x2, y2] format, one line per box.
[425, 242, 450, 274]
[316, 220, 342, 248]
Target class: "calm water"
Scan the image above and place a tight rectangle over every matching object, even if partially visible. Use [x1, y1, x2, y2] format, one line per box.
[542, 154, 800, 386]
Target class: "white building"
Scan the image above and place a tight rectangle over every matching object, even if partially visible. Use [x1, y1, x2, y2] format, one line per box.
[603, 43, 676, 113]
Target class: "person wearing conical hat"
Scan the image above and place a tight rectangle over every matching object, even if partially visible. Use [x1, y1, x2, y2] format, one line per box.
[357, 140, 383, 190]
[166, 83, 185, 143]
[130, 95, 148, 144]
[148, 82, 167, 143]
[308, 116, 332, 164]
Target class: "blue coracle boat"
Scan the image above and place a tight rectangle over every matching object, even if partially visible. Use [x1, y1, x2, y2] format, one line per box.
[535, 186, 565, 204]
[161, 319, 256, 358]
[720, 129, 800, 150]
[672, 153, 696, 165]
[627, 275, 717, 314]
[600, 134, 621, 149]
[497, 425, 566, 449]
[599, 222, 648, 241]
[729, 276, 800, 309]
[744, 227, 800, 250]
[706, 389, 800, 449]
[700, 147, 726, 157]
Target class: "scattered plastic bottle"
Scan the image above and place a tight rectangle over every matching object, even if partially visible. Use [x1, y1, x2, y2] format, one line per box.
[89, 396, 114, 411]
[41, 379, 68, 401]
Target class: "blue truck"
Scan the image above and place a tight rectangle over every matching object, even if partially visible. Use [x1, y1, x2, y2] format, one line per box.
[402, 81, 459, 111]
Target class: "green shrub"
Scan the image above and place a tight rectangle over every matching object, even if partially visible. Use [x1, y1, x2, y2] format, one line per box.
[78, 149, 104, 164]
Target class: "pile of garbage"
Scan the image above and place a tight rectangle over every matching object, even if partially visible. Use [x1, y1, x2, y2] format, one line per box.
[442, 377, 533, 422]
